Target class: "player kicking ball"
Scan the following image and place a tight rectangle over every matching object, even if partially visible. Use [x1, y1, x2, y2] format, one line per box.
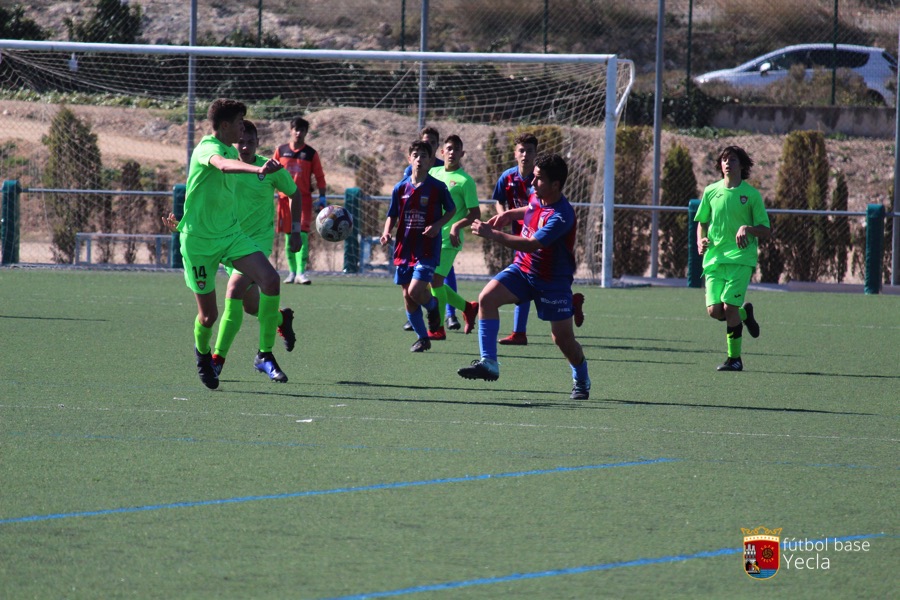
[457, 153, 591, 400]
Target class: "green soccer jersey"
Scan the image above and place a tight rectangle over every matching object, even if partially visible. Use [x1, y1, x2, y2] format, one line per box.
[178, 135, 241, 239]
[233, 155, 298, 240]
[429, 165, 479, 246]
[695, 179, 770, 269]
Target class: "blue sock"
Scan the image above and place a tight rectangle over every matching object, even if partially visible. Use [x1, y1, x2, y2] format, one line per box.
[423, 296, 438, 312]
[479, 318, 500, 361]
[513, 302, 530, 333]
[571, 358, 589, 382]
[445, 268, 458, 317]
[407, 308, 429, 339]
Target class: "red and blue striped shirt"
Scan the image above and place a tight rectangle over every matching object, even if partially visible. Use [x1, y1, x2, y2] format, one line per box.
[388, 175, 455, 267]
[514, 194, 577, 283]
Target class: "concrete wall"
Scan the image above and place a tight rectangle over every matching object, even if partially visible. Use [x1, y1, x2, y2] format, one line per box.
[711, 105, 896, 139]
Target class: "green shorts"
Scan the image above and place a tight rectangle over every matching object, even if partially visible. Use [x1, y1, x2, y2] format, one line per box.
[180, 231, 262, 294]
[705, 263, 753, 307]
[435, 244, 461, 278]
[224, 228, 274, 278]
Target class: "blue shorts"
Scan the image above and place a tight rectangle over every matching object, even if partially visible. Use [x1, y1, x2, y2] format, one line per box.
[394, 262, 436, 286]
[494, 264, 573, 322]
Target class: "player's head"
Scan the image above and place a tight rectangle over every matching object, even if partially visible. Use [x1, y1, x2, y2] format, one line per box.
[238, 120, 259, 161]
[290, 117, 310, 133]
[442, 135, 464, 169]
[514, 132, 539, 173]
[514, 132, 539, 150]
[717, 145, 753, 180]
[208, 98, 247, 132]
[420, 126, 440, 151]
[408, 139, 432, 159]
[533, 152, 568, 192]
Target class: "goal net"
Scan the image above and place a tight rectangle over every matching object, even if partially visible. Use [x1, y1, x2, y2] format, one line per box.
[0, 41, 633, 285]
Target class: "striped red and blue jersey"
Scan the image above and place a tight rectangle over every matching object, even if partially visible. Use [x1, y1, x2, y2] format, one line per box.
[388, 175, 455, 267]
[492, 166, 534, 235]
[514, 194, 577, 282]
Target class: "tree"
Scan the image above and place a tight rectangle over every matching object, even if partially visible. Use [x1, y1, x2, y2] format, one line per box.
[65, 0, 143, 44]
[772, 130, 830, 281]
[658, 142, 698, 277]
[43, 107, 103, 264]
[119, 160, 144, 264]
[828, 170, 851, 283]
[354, 156, 384, 239]
[612, 126, 653, 278]
[0, 5, 48, 40]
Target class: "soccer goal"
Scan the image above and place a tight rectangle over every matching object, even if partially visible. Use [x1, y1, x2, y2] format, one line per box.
[0, 40, 633, 286]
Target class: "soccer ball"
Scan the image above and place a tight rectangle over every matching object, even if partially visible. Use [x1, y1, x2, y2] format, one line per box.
[315, 205, 353, 242]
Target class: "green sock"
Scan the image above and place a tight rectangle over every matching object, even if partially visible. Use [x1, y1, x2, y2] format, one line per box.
[298, 231, 309, 273]
[194, 316, 214, 354]
[258, 292, 280, 353]
[213, 298, 244, 359]
[443, 285, 468, 312]
[726, 324, 743, 358]
[738, 306, 747, 321]
[432, 286, 448, 324]
[285, 234, 299, 273]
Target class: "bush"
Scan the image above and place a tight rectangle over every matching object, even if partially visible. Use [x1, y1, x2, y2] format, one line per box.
[828, 170, 851, 283]
[612, 126, 653, 278]
[772, 130, 830, 282]
[65, 0, 142, 44]
[42, 107, 103, 264]
[658, 142, 698, 278]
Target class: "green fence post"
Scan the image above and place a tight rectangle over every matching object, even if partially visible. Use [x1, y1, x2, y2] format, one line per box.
[686, 199, 702, 287]
[864, 203, 885, 295]
[343, 187, 362, 273]
[1, 180, 21, 265]
[171, 184, 186, 269]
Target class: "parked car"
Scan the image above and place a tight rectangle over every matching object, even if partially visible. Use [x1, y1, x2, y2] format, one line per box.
[695, 44, 897, 106]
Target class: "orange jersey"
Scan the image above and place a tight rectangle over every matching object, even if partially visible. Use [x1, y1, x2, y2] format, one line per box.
[274, 143, 327, 233]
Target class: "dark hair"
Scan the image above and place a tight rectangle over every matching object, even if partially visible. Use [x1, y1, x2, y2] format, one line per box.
[290, 117, 309, 132]
[717, 145, 754, 180]
[514, 132, 539, 149]
[207, 98, 247, 131]
[534, 152, 568, 190]
[420, 126, 440, 140]
[242, 119, 258, 138]
[409, 140, 432, 157]
[443, 134, 463, 150]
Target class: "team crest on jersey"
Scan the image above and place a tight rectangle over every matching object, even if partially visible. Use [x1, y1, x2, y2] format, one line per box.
[419, 195, 430, 206]
[740, 195, 749, 205]
[742, 526, 781, 579]
[449, 181, 457, 187]
[197, 281, 206, 290]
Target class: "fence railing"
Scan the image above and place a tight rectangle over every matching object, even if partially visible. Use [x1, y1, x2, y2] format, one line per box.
[2, 182, 896, 293]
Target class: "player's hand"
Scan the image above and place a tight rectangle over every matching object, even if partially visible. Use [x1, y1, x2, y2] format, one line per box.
[471, 219, 493, 239]
[162, 213, 179, 232]
[486, 213, 506, 228]
[736, 226, 751, 249]
[698, 237, 710, 255]
[423, 225, 439, 238]
[449, 230, 461, 248]
[315, 195, 327, 210]
[288, 231, 302, 253]
[260, 158, 282, 175]
[380, 233, 392, 246]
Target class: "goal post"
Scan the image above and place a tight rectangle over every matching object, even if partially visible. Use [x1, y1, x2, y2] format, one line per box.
[0, 40, 633, 285]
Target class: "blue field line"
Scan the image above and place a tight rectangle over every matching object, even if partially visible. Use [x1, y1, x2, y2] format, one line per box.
[0, 458, 677, 525]
[317, 533, 890, 600]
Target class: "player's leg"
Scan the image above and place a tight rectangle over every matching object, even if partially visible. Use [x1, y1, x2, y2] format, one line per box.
[500, 301, 530, 346]
[429, 271, 448, 340]
[212, 271, 252, 374]
[408, 265, 438, 351]
[232, 249, 287, 382]
[296, 231, 311, 284]
[444, 267, 460, 329]
[537, 285, 590, 399]
[181, 235, 221, 389]
[458, 270, 522, 381]
[284, 233, 298, 283]
[717, 265, 753, 372]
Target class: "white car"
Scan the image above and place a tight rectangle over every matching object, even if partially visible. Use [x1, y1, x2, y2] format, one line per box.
[695, 44, 897, 106]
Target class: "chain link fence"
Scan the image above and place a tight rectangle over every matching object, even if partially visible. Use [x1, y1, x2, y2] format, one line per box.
[1, 0, 897, 286]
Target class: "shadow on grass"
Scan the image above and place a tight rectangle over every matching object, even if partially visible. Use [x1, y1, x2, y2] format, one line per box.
[755, 370, 900, 380]
[595, 397, 876, 416]
[0, 314, 108, 322]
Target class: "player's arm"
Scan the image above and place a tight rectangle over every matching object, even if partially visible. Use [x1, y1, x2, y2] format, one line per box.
[424, 187, 457, 238]
[287, 188, 304, 252]
[449, 206, 481, 245]
[697, 221, 710, 254]
[736, 224, 770, 248]
[471, 220, 542, 252]
[312, 153, 328, 209]
[487, 205, 528, 229]
[211, 154, 281, 176]
[381, 215, 397, 246]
